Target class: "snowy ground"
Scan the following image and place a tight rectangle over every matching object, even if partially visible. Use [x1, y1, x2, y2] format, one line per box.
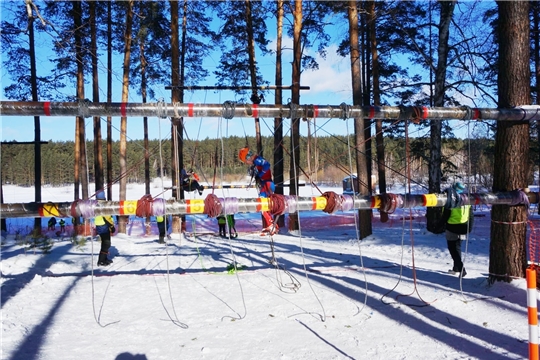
[1, 182, 537, 360]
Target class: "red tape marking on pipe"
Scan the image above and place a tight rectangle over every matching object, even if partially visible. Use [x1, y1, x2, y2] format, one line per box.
[253, 104, 259, 118]
[44, 102, 51, 116]
[121, 103, 127, 117]
[369, 106, 375, 119]
[422, 106, 429, 119]
[188, 103, 194, 117]
[473, 108, 480, 120]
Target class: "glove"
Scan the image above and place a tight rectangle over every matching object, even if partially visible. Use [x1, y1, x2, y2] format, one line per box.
[248, 165, 258, 177]
[109, 226, 116, 234]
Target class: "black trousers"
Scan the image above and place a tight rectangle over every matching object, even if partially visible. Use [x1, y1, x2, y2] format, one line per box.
[446, 239, 463, 272]
[99, 231, 112, 258]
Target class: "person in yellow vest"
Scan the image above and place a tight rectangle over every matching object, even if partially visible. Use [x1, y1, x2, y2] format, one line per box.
[156, 215, 166, 244]
[438, 182, 474, 277]
[217, 215, 227, 237]
[95, 191, 115, 266]
[59, 218, 66, 233]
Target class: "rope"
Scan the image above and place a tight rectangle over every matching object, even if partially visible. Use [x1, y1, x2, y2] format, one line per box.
[156, 98, 167, 119]
[203, 194, 223, 218]
[339, 102, 350, 120]
[268, 194, 287, 216]
[321, 191, 345, 214]
[135, 194, 154, 218]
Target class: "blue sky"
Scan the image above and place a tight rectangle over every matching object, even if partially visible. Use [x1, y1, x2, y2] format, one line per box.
[1, 2, 484, 143]
[0, 1, 359, 143]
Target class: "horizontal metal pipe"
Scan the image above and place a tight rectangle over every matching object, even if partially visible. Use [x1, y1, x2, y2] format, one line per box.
[0, 191, 536, 219]
[2, 101, 540, 121]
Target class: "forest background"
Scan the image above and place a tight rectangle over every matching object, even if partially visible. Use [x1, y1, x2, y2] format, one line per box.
[2, 136, 498, 192]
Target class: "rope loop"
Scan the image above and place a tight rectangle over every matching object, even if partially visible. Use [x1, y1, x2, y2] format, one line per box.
[136, 194, 154, 218]
[152, 198, 166, 216]
[77, 199, 98, 219]
[269, 194, 287, 216]
[461, 105, 473, 120]
[321, 191, 342, 214]
[203, 194, 223, 218]
[305, 104, 317, 120]
[341, 195, 355, 211]
[222, 101, 236, 119]
[284, 195, 298, 214]
[156, 98, 167, 119]
[339, 102, 350, 120]
[172, 102, 181, 118]
[411, 106, 424, 124]
[222, 197, 239, 215]
[509, 189, 530, 209]
[378, 193, 402, 223]
[289, 102, 299, 119]
[379, 193, 401, 214]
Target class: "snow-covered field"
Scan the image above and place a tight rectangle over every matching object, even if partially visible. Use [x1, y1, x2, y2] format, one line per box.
[1, 182, 535, 360]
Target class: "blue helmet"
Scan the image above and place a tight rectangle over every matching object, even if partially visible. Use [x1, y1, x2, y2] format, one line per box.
[96, 190, 106, 200]
[453, 182, 465, 193]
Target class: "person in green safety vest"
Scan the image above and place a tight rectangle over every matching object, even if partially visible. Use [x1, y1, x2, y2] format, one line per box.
[437, 182, 474, 278]
[217, 215, 227, 237]
[59, 218, 66, 233]
[227, 214, 237, 238]
[156, 215, 166, 244]
[95, 190, 116, 266]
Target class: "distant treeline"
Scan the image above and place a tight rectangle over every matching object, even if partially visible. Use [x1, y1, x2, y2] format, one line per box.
[1, 135, 498, 188]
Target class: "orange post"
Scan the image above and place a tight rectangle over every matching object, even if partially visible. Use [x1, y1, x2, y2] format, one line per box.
[527, 267, 539, 360]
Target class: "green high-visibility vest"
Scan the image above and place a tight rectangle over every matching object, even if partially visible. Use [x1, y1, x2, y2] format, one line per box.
[448, 205, 470, 225]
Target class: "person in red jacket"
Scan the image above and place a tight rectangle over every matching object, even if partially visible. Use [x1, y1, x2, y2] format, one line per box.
[238, 147, 278, 235]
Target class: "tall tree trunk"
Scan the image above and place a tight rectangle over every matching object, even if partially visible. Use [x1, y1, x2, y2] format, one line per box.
[90, 1, 103, 195]
[118, 0, 134, 234]
[288, 0, 302, 231]
[27, 4, 42, 235]
[348, 0, 371, 239]
[107, 1, 113, 201]
[169, 0, 185, 234]
[139, 3, 151, 235]
[361, 4, 372, 193]
[74, 1, 88, 202]
[245, 0, 263, 154]
[533, 2, 540, 188]
[426, 0, 455, 233]
[273, 0, 285, 228]
[368, 0, 386, 194]
[490, 1, 530, 283]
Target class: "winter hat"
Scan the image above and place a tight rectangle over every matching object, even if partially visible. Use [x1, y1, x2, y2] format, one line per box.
[453, 182, 465, 194]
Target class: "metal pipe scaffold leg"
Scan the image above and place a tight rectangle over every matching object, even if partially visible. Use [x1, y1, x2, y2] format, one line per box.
[0, 190, 537, 219]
